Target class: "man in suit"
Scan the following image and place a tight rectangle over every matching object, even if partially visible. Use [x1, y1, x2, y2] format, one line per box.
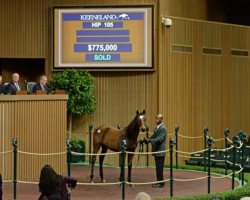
[32, 75, 49, 94]
[0, 75, 5, 94]
[5, 73, 22, 95]
[144, 114, 167, 188]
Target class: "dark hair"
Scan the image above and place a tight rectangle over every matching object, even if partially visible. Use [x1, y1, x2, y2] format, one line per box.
[39, 165, 60, 196]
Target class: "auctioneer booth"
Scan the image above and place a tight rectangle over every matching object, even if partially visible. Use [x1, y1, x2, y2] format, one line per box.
[0, 94, 68, 181]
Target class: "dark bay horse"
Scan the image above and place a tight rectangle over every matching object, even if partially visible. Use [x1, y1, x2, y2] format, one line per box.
[90, 110, 146, 183]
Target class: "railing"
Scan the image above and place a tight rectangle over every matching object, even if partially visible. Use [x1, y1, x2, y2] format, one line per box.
[0, 131, 249, 200]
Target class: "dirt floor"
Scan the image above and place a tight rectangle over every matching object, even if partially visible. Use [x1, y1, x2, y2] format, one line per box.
[2, 165, 239, 200]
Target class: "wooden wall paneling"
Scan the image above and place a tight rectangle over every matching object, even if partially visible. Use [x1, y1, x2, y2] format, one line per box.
[160, 0, 206, 20]
[201, 22, 223, 147]
[160, 0, 227, 22]
[162, 19, 196, 157]
[0, 96, 67, 181]
[0, 0, 49, 58]
[220, 25, 231, 135]
[191, 21, 204, 151]
[159, 17, 250, 164]
[230, 26, 250, 135]
[230, 57, 250, 133]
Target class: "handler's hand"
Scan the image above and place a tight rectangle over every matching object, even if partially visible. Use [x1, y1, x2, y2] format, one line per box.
[144, 138, 150, 144]
[138, 139, 144, 144]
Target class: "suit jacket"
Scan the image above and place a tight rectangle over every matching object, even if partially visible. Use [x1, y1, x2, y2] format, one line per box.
[5, 82, 22, 95]
[32, 83, 49, 94]
[0, 84, 5, 94]
[149, 124, 167, 157]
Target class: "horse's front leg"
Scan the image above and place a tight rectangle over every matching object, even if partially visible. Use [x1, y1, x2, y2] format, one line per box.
[127, 153, 134, 184]
[90, 154, 96, 183]
[90, 144, 101, 183]
[99, 147, 108, 182]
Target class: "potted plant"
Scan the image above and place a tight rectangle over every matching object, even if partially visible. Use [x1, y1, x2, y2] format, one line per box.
[70, 138, 85, 163]
[48, 69, 96, 133]
[48, 69, 96, 163]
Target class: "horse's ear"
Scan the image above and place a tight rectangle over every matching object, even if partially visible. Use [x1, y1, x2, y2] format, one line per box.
[136, 110, 139, 115]
[142, 109, 145, 114]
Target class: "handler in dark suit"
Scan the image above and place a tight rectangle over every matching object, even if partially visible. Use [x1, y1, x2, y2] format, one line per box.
[5, 73, 22, 95]
[0, 76, 5, 94]
[145, 114, 167, 188]
[32, 75, 49, 94]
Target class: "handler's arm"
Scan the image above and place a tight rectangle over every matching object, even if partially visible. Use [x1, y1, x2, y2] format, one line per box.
[149, 128, 166, 146]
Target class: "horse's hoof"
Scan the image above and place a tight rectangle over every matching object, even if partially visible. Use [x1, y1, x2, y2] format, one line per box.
[101, 179, 106, 183]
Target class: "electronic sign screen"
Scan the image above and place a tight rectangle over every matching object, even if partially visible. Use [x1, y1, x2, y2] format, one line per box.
[53, 7, 153, 70]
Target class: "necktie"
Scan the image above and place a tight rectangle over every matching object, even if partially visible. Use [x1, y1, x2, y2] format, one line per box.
[16, 83, 20, 91]
[41, 84, 44, 91]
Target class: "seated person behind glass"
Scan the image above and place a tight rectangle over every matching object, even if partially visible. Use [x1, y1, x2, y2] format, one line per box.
[33, 75, 49, 94]
[5, 73, 22, 95]
[0, 75, 5, 95]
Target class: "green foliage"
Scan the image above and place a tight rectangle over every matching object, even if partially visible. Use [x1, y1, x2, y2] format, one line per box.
[48, 69, 96, 116]
[70, 138, 85, 152]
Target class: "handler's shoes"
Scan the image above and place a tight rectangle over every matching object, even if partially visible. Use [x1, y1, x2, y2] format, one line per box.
[152, 183, 165, 188]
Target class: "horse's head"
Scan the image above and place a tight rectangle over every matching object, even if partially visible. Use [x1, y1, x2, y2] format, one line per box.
[126, 110, 146, 139]
[136, 110, 146, 132]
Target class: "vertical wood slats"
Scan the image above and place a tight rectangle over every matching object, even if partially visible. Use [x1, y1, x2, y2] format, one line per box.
[0, 95, 67, 180]
[0, 0, 51, 58]
[158, 17, 250, 164]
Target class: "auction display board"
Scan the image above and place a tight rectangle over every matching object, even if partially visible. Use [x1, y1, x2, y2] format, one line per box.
[53, 7, 153, 70]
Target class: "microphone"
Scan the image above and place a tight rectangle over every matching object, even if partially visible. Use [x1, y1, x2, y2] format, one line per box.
[48, 90, 55, 95]
[47, 84, 57, 95]
[21, 76, 28, 84]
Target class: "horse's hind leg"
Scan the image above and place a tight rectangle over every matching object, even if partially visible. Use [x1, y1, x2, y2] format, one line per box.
[99, 146, 108, 182]
[90, 144, 101, 183]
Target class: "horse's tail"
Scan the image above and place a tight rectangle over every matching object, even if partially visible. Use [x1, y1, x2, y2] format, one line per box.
[92, 125, 106, 145]
[93, 125, 104, 135]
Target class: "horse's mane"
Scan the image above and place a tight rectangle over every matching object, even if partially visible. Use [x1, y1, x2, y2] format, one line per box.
[125, 114, 140, 140]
